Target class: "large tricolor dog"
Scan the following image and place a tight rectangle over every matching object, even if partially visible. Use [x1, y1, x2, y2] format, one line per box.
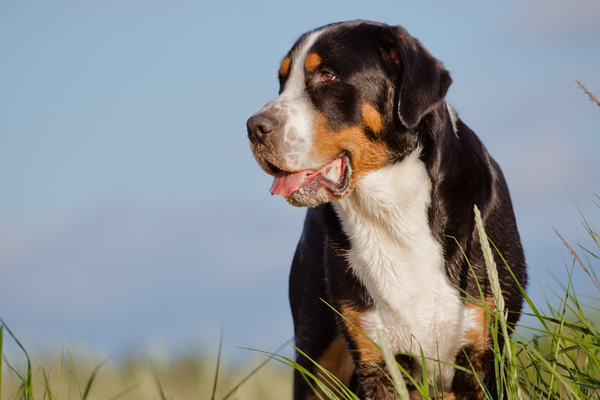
[247, 21, 527, 400]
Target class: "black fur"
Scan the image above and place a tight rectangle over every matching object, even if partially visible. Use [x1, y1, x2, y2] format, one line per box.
[250, 20, 527, 400]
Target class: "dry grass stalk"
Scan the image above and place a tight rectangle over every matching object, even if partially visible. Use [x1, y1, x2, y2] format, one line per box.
[553, 228, 600, 292]
[473, 205, 506, 316]
[375, 324, 410, 400]
[575, 80, 600, 108]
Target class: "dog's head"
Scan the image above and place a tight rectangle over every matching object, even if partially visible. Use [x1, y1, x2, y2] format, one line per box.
[247, 21, 451, 207]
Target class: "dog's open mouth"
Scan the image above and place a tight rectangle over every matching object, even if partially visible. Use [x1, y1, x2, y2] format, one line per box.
[268, 156, 350, 198]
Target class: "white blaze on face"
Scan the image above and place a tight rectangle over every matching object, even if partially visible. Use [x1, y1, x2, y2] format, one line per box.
[255, 29, 326, 172]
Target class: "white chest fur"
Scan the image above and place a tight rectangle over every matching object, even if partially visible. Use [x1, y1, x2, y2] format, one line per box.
[333, 150, 471, 388]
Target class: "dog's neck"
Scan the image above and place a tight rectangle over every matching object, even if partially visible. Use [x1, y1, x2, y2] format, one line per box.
[334, 148, 431, 232]
[332, 148, 461, 387]
[332, 147, 445, 297]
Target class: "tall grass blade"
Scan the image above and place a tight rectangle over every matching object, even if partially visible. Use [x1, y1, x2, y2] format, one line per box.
[243, 336, 360, 400]
[66, 346, 83, 400]
[56, 346, 64, 399]
[39, 366, 55, 400]
[473, 205, 505, 316]
[210, 326, 224, 400]
[0, 319, 32, 400]
[3, 356, 27, 400]
[222, 340, 289, 400]
[18, 383, 25, 400]
[276, 335, 357, 400]
[107, 383, 140, 400]
[0, 325, 3, 400]
[149, 358, 169, 400]
[575, 80, 600, 108]
[474, 205, 523, 400]
[2, 356, 25, 384]
[82, 357, 109, 400]
[554, 228, 600, 292]
[460, 348, 493, 400]
[374, 325, 409, 400]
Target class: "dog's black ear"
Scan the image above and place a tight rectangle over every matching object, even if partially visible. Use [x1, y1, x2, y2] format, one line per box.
[381, 26, 452, 129]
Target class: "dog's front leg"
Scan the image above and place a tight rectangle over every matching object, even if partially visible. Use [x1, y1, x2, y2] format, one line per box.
[451, 344, 497, 400]
[354, 364, 397, 400]
[338, 304, 417, 400]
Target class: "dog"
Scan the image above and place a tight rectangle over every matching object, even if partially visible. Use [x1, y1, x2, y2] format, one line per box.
[246, 21, 527, 400]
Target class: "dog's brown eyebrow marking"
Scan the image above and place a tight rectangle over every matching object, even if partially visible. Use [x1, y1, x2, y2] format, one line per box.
[304, 52, 321, 71]
[362, 103, 384, 134]
[279, 56, 291, 77]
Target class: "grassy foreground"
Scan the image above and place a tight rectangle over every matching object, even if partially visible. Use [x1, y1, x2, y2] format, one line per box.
[1, 204, 598, 400]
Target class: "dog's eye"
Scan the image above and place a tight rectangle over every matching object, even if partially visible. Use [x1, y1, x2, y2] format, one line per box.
[320, 72, 335, 82]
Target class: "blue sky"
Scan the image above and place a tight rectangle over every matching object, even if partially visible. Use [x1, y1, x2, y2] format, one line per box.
[1, 0, 599, 362]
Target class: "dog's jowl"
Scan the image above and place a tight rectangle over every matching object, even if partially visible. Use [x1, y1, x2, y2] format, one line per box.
[247, 21, 527, 400]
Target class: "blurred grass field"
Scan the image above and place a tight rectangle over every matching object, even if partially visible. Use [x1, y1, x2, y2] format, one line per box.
[0, 342, 293, 400]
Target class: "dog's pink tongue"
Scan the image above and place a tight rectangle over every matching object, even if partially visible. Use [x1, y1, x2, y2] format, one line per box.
[270, 170, 310, 197]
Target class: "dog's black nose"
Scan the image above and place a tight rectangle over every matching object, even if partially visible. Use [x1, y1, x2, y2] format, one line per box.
[247, 114, 277, 144]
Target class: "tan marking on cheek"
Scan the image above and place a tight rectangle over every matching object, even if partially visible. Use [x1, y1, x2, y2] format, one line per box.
[304, 52, 321, 72]
[279, 56, 291, 77]
[464, 297, 496, 350]
[306, 334, 354, 400]
[340, 305, 384, 366]
[362, 103, 384, 134]
[309, 113, 390, 184]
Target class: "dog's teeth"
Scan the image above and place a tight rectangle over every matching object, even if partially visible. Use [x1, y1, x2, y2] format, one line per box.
[325, 165, 339, 182]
